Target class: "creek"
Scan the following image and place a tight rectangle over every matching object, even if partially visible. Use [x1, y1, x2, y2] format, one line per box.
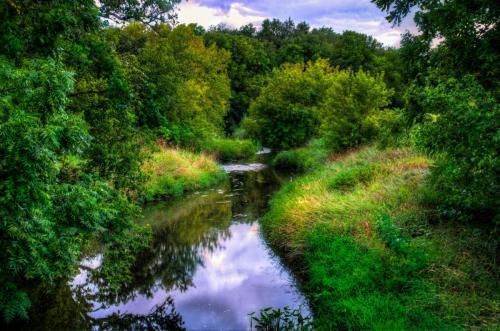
[17, 157, 309, 330]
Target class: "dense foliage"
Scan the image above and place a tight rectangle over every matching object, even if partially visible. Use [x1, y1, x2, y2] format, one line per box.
[411, 76, 499, 221]
[244, 61, 332, 149]
[108, 23, 231, 146]
[1, 0, 498, 326]
[319, 69, 393, 150]
[0, 0, 176, 322]
[245, 60, 393, 151]
[203, 20, 404, 133]
[373, 0, 500, 223]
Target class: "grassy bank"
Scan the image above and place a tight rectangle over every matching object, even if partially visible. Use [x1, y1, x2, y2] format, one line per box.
[141, 145, 226, 201]
[263, 146, 499, 330]
[272, 139, 329, 172]
[204, 137, 259, 162]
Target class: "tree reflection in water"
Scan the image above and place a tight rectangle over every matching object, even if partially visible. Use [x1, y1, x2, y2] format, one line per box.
[14, 165, 297, 330]
[92, 297, 185, 331]
[73, 188, 234, 308]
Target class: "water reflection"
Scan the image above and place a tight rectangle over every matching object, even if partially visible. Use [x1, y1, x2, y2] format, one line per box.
[15, 164, 309, 330]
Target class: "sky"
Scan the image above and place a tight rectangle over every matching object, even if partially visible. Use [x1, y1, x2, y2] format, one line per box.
[176, 0, 417, 47]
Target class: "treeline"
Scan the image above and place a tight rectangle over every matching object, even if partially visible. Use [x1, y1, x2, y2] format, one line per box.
[203, 19, 402, 131]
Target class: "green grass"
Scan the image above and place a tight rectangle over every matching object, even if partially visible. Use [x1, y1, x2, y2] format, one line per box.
[141, 145, 226, 201]
[272, 139, 329, 172]
[204, 138, 259, 162]
[262, 146, 499, 330]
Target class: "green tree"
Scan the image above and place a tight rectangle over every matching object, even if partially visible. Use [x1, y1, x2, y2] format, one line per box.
[372, 0, 499, 90]
[245, 61, 333, 150]
[374, 0, 500, 224]
[204, 26, 273, 132]
[319, 70, 393, 150]
[411, 76, 499, 222]
[0, 58, 146, 322]
[114, 23, 231, 145]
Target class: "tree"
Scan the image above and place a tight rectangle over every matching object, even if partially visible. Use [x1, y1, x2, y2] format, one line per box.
[319, 70, 393, 150]
[0, 57, 146, 322]
[204, 28, 273, 132]
[411, 76, 499, 222]
[113, 23, 231, 145]
[373, 0, 500, 223]
[99, 0, 181, 25]
[372, 0, 500, 89]
[245, 61, 333, 150]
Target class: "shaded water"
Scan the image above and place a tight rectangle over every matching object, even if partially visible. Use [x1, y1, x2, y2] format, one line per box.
[17, 161, 308, 330]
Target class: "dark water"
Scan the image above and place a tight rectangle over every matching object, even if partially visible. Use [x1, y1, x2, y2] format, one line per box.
[16, 162, 308, 330]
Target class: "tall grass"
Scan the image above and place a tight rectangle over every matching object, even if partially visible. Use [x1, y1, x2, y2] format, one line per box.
[262, 146, 499, 330]
[141, 145, 226, 201]
[272, 139, 329, 172]
[204, 138, 259, 162]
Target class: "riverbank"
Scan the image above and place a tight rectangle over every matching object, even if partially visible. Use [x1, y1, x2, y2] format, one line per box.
[262, 146, 499, 330]
[141, 145, 226, 201]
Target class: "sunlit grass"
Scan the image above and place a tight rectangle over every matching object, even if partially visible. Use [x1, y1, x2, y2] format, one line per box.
[204, 137, 259, 162]
[262, 146, 499, 330]
[141, 144, 226, 201]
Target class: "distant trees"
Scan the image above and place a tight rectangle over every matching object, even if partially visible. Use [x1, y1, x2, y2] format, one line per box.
[110, 23, 231, 146]
[245, 60, 392, 151]
[203, 19, 404, 132]
[204, 26, 273, 132]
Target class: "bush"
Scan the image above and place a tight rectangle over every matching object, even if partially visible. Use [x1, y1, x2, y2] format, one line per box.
[319, 70, 393, 151]
[370, 108, 408, 148]
[245, 61, 333, 150]
[410, 76, 499, 222]
[204, 138, 259, 162]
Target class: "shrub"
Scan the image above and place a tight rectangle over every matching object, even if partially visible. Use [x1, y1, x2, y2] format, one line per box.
[319, 70, 393, 151]
[245, 61, 333, 150]
[410, 75, 499, 222]
[370, 108, 408, 148]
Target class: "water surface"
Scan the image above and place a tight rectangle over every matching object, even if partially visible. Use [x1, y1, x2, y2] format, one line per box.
[16, 162, 308, 330]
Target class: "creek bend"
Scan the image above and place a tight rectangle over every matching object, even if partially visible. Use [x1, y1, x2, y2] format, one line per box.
[19, 159, 309, 330]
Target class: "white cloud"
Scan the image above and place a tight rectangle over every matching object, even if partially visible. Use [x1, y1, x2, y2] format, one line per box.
[176, 0, 418, 46]
[313, 17, 406, 46]
[177, 1, 266, 28]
